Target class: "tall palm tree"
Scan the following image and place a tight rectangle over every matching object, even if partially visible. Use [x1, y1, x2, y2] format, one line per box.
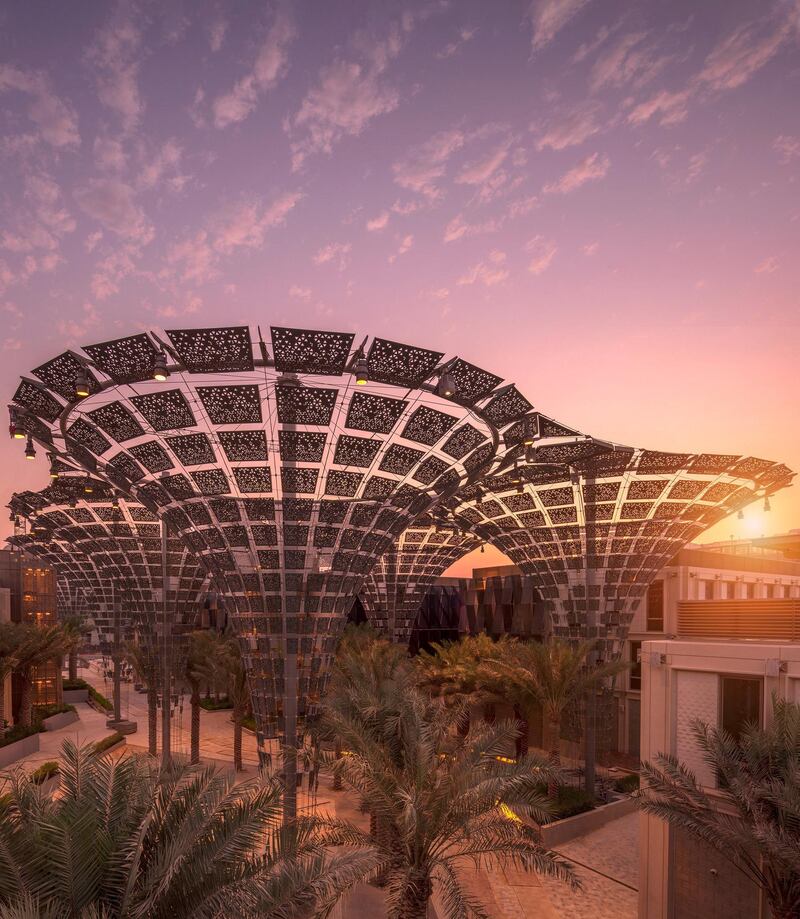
[480, 638, 628, 765]
[0, 739, 375, 918]
[325, 627, 408, 792]
[183, 630, 221, 765]
[219, 635, 250, 772]
[321, 683, 577, 919]
[9, 623, 71, 727]
[125, 640, 161, 756]
[0, 622, 20, 733]
[639, 697, 800, 919]
[61, 614, 91, 682]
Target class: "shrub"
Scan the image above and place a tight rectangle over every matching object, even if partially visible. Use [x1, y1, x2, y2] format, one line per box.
[0, 723, 40, 749]
[35, 703, 76, 721]
[62, 678, 89, 691]
[613, 773, 640, 794]
[88, 686, 113, 712]
[200, 696, 232, 711]
[92, 732, 124, 755]
[30, 761, 59, 784]
[535, 783, 595, 821]
[241, 714, 257, 732]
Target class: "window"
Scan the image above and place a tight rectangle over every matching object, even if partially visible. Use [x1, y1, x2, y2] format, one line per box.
[700, 580, 714, 600]
[630, 641, 642, 691]
[766, 584, 774, 599]
[721, 676, 761, 742]
[721, 581, 736, 599]
[646, 580, 664, 631]
[745, 582, 756, 599]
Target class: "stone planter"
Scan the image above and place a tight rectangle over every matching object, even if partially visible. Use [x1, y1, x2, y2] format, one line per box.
[63, 688, 89, 703]
[42, 710, 79, 732]
[0, 732, 40, 768]
[539, 794, 638, 847]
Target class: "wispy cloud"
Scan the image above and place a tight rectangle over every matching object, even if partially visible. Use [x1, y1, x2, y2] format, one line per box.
[526, 236, 557, 274]
[313, 241, 352, 271]
[589, 31, 673, 92]
[86, 6, 145, 130]
[289, 17, 415, 170]
[366, 211, 390, 231]
[0, 65, 79, 148]
[388, 234, 414, 263]
[74, 179, 154, 243]
[536, 103, 601, 150]
[211, 13, 295, 128]
[164, 190, 303, 284]
[437, 26, 477, 59]
[455, 142, 511, 201]
[393, 128, 466, 198]
[754, 256, 779, 274]
[697, 17, 790, 92]
[443, 214, 502, 244]
[774, 134, 800, 162]
[543, 152, 610, 194]
[528, 0, 591, 52]
[208, 17, 227, 53]
[458, 250, 509, 287]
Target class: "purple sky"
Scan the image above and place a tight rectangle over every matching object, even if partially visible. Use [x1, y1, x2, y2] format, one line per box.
[1, 0, 799, 559]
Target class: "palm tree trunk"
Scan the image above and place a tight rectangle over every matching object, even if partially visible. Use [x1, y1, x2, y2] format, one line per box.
[68, 649, 78, 682]
[18, 675, 33, 728]
[548, 715, 561, 799]
[333, 738, 343, 790]
[147, 689, 158, 756]
[191, 688, 201, 764]
[397, 872, 433, 919]
[514, 704, 529, 759]
[233, 703, 243, 772]
[0, 670, 8, 731]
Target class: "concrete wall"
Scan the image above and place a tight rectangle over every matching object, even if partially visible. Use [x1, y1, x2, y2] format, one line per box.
[638, 639, 800, 919]
[0, 732, 39, 768]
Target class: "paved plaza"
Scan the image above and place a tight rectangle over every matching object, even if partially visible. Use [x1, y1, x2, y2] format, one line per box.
[3, 672, 640, 919]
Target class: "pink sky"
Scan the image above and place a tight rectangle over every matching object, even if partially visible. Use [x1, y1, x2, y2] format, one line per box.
[1, 0, 798, 555]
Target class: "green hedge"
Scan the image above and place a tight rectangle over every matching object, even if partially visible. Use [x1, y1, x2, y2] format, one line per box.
[0, 722, 40, 749]
[62, 678, 89, 691]
[92, 732, 124, 755]
[613, 773, 640, 794]
[200, 697, 232, 711]
[536, 783, 595, 821]
[36, 703, 76, 720]
[241, 715, 256, 732]
[31, 761, 59, 784]
[88, 686, 113, 712]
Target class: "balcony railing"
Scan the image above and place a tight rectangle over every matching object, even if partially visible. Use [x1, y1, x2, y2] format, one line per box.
[677, 600, 800, 641]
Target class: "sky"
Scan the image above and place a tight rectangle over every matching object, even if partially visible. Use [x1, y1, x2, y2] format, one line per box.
[1, 0, 799, 572]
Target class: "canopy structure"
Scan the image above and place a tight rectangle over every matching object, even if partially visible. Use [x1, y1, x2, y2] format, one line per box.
[7, 477, 207, 701]
[8, 325, 532, 812]
[360, 518, 480, 643]
[446, 442, 795, 657]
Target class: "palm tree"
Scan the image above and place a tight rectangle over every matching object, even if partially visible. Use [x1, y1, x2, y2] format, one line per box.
[325, 626, 408, 792]
[61, 614, 91, 682]
[183, 630, 221, 764]
[321, 684, 577, 919]
[0, 622, 20, 733]
[125, 640, 161, 756]
[0, 739, 375, 918]
[480, 638, 628, 766]
[9, 623, 71, 727]
[219, 635, 250, 772]
[639, 697, 800, 919]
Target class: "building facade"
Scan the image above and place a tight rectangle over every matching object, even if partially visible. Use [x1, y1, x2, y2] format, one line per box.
[0, 549, 61, 722]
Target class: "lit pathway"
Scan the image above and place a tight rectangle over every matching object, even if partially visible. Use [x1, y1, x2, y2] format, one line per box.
[79, 660, 260, 767]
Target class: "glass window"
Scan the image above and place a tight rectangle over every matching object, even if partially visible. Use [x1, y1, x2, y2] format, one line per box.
[630, 641, 642, 691]
[766, 584, 774, 599]
[722, 581, 736, 599]
[721, 676, 761, 742]
[701, 580, 714, 600]
[745, 582, 756, 599]
[646, 580, 664, 631]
